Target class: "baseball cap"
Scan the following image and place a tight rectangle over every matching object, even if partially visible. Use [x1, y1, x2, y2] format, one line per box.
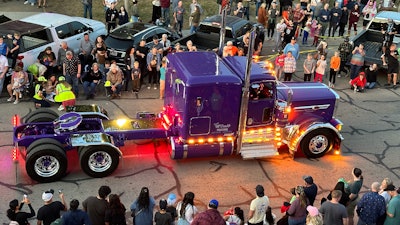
[209, 199, 219, 209]
[303, 175, 314, 184]
[167, 193, 176, 205]
[307, 206, 319, 217]
[42, 190, 54, 202]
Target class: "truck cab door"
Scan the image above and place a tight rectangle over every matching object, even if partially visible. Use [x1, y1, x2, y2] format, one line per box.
[247, 81, 275, 126]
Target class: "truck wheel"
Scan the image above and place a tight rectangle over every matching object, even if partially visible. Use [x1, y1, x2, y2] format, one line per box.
[79, 146, 120, 178]
[24, 108, 58, 123]
[26, 138, 63, 155]
[300, 129, 333, 158]
[25, 144, 67, 182]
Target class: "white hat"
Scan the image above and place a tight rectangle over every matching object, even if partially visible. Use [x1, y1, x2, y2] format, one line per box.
[42, 192, 53, 202]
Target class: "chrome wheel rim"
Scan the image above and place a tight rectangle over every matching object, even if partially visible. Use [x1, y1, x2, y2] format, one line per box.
[88, 151, 112, 172]
[34, 156, 60, 177]
[308, 135, 329, 154]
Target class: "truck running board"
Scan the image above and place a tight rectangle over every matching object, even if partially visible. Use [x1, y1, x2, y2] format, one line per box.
[240, 143, 279, 159]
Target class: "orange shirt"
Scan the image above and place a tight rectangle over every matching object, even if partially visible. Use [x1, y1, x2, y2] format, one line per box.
[330, 56, 341, 70]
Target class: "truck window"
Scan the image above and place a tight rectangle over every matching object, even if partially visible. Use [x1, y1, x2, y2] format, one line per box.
[250, 82, 274, 100]
[20, 29, 52, 52]
[56, 23, 73, 39]
[69, 21, 88, 35]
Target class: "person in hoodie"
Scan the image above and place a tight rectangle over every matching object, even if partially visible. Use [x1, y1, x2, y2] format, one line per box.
[190, 199, 225, 225]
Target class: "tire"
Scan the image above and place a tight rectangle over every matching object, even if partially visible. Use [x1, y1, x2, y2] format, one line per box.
[26, 138, 63, 155]
[25, 144, 67, 182]
[24, 108, 58, 123]
[79, 145, 120, 178]
[300, 129, 334, 158]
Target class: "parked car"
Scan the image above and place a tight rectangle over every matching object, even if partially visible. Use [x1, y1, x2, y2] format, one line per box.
[104, 22, 180, 67]
[0, 13, 107, 71]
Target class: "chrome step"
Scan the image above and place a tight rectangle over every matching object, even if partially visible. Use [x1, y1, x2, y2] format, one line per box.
[240, 143, 279, 159]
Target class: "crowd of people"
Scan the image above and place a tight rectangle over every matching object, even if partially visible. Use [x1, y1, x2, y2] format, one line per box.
[6, 168, 400, 225]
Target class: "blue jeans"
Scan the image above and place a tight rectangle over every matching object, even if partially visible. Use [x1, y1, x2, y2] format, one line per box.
[0, 75, 4, 96]
[83, 4, 93, 19]
[131, 16, 139, 22]
[190, 25, 198, 34]
[366, 82, 376, 89]
[106, 83, 122, 96]
[161, 7, 170, 26]
[255, 1, 261, 16]
[288, 217, 306, 225]
[66, 73, 79, 97]
[350, 65, 362, 80]
[83, 81, 96, 96]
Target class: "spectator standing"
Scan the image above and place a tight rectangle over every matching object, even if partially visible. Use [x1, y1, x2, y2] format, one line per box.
[362, 0, 376, 30]
[338, 5, 349, 37]
[248, 185, 270, 225]
[255, 0, 263, 18]
[118, 6, 129, 26]
[379, 178, 393, 205]
[105, 194, 126, 225]
[287, 186, 309, 225]
[338, 37, 353, 77]
[93, 36, 107, 73]
[350, 71, 367, 93]
[329, 51, 341, 88]
[283, 37, 300, 59]
[105, 64, 123, 98]
[62, 199, 91, 225]
[303, 53, 316, 81]
[328, 2, 342, 37]
[303, 175, 318, 206]
[315, 55, 327, 82]
[190, 5, 201, 34]
[106, 2, 118, 33]
[82, 0, 93, 19]
[57, 41, 73, 73]
[166, 193, 178, 223]
[123, 46, 135, 92]
[346, 168, 363, 225]
[319, 190, 348, 225]
[8, 32, 21, 70]
[82, 63, 102, 99]
[159, 57, 166, 99]
[348, 4, 360, 36]
[160, 0, 170, 27]
[154, 199, 172, 225]
[38, 46, 56, 78]
[0, 36, 9, 56]
[136, 39, 149, 86]
[79, 33, 94, 69]
[174, 1, 185, 36]
[234, 2, 246, 18]
[131, 61, 141, 95]
[382, 43, 399, 89]
[146, 46, 161, 89]
[7, 197, 35, 225]
[356, 182, 386, 225]
[349, 44, 365, 80]
[191, 199, 226, 225]
[258, 3, 268, 29]
[177, 192, 198, 224]
[365, 63, 378, 89]
[160, 34, 171, 57]
[310, 0, 319, 18]
[131, 0, 139, 22]
[384, 184, 400, 225]
[63, 51, 81, 97]
[267, 3, 279, 40]
[283, 51, 296, 81]
[292, 4, 305, 38]
[82, 185, 112, 225]
[303, 18, 312, 45]
[318, 4, 330, 37]
[37, 190, 67, 225]
[152, 0, 162, 24]
[130, 187, 156, 225]
[0, 53, 9, 96]
[274, 19, 287, 52]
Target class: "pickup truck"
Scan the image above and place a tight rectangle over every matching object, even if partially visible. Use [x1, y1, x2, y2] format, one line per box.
[0, 13, 107, 70]
[350, 11, 400, 66]
[171, 15, 264, 51]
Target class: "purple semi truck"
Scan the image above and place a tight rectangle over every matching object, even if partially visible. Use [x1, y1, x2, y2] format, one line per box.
[13, 51, 343, 182]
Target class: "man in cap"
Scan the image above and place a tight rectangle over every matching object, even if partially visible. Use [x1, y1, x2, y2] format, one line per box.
[37, 189, 67, 225]
[191, 199, 226, 225]
[385, 184, 400, 224]
[303, 175, 318, 206]
[356, 182, 386, 225]
[248, 185, 270, 225]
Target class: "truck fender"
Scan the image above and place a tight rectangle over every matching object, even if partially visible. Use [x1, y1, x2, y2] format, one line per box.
[284, 121, 343, 158]
[70, 133, 122, 156]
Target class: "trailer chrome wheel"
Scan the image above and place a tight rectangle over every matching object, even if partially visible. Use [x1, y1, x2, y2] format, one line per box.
[25, 144, 67, 182]
[24, 108, 59, 123]
[79, 146, 120, 178]
[300, 129, 333, 158]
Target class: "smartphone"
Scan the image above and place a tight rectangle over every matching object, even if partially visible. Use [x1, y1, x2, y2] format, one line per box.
[23, 194, 27, 198]
[58, 190, 62, 194]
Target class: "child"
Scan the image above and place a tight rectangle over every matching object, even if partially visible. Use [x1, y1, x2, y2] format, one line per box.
[154, 199, 172, 225]
[303, 53, 316, 81]
[350, 71, 367, 93]
[329, 51, 341, 88]
[54, 76, 76, 111]
[315, 55, 327, 82]
[159, 57, 167, 99]
[11, 67, 26, 104]
[275, 50, 285, 80]
[302, 17, 312, 45]
[103, 60, 111, 82]
[44, 79, 56, 102]
[131, 61, 141, 96]
[312, 23, 322, 47]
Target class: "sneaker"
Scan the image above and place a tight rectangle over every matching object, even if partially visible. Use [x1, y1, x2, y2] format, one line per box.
[154, 86, 157, 90]
[272, 49, 275, 52]
[353, 88, 357, 93]
[19, 93, 22, 98]
[7, 96, 14, 102]
[31, 2, 34, 5]
[13, 100, 19, 104]
[337, 74, 341, 78]
[147, 86, 151, 89]
[58, 105, 65, 111]
[24, 0, 29, 4]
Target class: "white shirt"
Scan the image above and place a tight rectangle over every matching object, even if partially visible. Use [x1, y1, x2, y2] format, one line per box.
[0, 55, 9, 74]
